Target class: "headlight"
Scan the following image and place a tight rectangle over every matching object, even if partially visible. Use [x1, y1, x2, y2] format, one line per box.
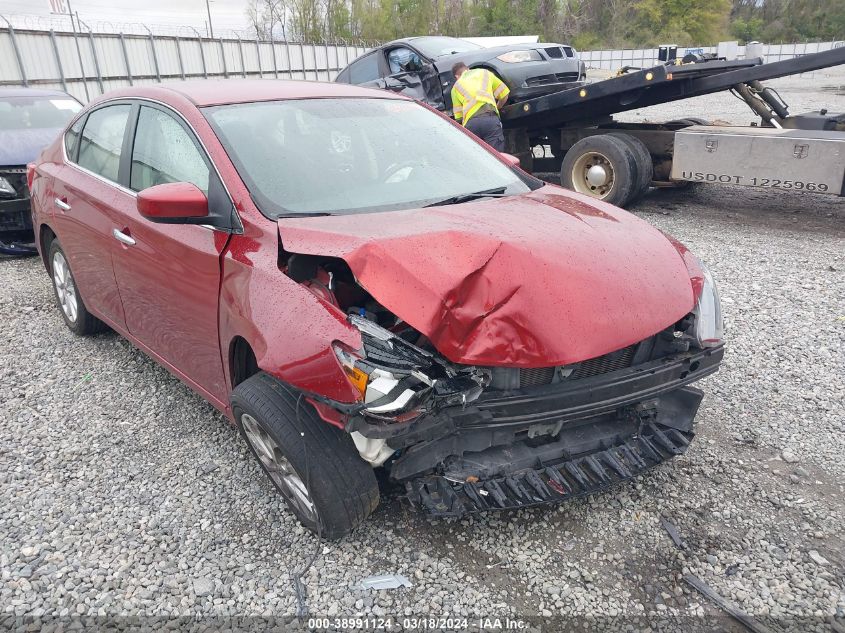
[692, 260, 724, 347]
[496, 50, 542, 63]
[0, 176, 17, 198]
[333, 314, 487, 420]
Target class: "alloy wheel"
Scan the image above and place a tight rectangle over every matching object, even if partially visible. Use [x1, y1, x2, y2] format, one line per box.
[241, 413, 318, 522]
[52, 251, 79, 323]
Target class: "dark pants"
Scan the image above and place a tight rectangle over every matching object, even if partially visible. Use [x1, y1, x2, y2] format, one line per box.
[465, 112, 505, 152]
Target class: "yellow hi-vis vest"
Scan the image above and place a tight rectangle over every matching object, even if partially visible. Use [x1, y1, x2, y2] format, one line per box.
[450, 68, 510, 126]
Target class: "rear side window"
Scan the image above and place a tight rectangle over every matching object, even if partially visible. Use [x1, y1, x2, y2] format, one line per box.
[348, 53, 380, 83]
[64, 116, 85, 161]
[77, 105, 131, 182]
[335, 67, 350, 83]
[130, 106, 209, 193]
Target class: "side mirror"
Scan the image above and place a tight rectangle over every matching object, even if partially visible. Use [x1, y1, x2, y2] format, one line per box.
[500, 152, 521, 167]
[137, 182, 209, 224]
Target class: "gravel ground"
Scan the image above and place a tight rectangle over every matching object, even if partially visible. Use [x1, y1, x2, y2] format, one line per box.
[2, 81, 844, 631]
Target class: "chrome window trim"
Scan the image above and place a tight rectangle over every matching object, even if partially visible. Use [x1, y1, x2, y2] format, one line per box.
[61, 96, 243, 234]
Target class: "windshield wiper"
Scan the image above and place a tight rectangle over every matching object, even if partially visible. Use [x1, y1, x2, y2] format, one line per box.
[424, 187, 509, 207]
[275, 211, 335, 218]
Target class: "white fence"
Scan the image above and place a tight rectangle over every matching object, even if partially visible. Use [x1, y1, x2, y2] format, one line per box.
[580, 41, 844, 70]
[0, 24, 372, 103]
[2, 22, 843, 103]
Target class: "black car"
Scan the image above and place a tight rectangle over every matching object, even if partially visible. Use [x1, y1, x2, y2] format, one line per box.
[0, 88, 82, 255]
[335, 36, 585, 112]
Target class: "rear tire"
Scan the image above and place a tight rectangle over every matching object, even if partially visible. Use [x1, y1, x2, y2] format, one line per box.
[560, 135, 639, 207]
[231, 372, 380, 540]
[608, 133, 653, 199]
[48, 238, 109, 336]
[669, 117, 710, 126]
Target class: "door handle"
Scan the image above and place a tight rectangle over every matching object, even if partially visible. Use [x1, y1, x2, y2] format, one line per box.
[54, 198, 71, 211]
[112, 228, 136, 246]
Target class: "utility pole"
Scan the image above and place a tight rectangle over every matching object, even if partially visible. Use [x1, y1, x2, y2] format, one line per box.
[205, 0, 214, 38]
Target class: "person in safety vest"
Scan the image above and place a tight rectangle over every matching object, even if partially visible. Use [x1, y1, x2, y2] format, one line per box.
[450, 62, 510, 151]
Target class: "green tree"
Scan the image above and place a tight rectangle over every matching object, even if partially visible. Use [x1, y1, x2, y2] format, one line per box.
[625, 0, 731, 46]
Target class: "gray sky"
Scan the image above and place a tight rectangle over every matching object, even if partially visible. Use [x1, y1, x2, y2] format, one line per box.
[1, 0, 250, 31]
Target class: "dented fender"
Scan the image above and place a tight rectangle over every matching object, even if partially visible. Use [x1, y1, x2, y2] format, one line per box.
[218, 224, 364, 408]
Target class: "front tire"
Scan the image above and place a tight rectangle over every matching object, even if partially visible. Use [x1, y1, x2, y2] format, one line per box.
[48, 238, 108, 336]
[231, 373, 380, 540]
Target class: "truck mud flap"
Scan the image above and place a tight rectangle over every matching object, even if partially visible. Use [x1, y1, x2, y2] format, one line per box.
[405, 422, 692, 517]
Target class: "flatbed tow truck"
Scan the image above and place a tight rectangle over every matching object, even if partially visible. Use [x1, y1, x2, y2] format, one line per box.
[499, 46, 845, 207]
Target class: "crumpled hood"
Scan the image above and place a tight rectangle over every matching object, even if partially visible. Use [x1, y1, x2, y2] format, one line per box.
[278, 188, 698, 367]
[0, 128, 62, 166]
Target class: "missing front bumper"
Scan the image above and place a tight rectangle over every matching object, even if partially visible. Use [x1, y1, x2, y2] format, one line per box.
[406, 418, 693, 517]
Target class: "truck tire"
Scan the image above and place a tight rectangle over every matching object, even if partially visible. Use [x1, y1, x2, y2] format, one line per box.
[560, 135, 639, 207]
[669, 117, 710, 126]
[231, 372, 380, 540]
[608, 133, 653, 198]
[48, 238, 109, 336]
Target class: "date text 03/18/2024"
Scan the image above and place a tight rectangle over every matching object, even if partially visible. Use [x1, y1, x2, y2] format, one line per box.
[307, 616, 530, 630]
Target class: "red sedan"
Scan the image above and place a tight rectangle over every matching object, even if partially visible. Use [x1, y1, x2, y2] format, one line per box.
[29, 80, 724, 539]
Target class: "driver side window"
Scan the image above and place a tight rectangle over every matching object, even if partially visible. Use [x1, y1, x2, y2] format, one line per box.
[387, 47, 422, 74]
[130, 106, 209, 193]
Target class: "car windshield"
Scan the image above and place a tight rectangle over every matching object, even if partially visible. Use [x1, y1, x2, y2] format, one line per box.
[411, 36, 481, 57]
[204, 98, 536, 217]
[0, 96, 81, 130]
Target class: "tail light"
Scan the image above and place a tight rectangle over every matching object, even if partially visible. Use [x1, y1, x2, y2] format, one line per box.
[26, 162, 36, 191]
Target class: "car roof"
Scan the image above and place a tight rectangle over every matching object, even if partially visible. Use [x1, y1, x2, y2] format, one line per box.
[98, 79, 405, 107]
[0, 87, 75, 99]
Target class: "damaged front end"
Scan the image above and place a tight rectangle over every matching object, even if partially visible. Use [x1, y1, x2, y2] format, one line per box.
[284, 248, 725, 518]
[357, 320, 723, 518]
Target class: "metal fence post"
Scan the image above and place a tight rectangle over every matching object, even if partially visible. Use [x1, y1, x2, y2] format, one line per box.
[219, 38, 228, 78]
[312, 40, 319, 80]
[190, 28, 208, 78]
[87, 31, 104, 94]
[299, 41, 305, 79]
[69, 18, 90, 100]
[235, 34, 246, 77]
[145, 28, 161, 82]
[271, 39, 278, 78]
[49, 29, 67, 91]
[284, 39, 292, 78]
[0, 18, 28, 87]
[175, 37, 185, 80]
[119, 32, 133, 86]
[254, 38, 262, 78]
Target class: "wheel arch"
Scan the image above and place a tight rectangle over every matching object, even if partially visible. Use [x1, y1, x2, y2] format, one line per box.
[229, 335, 260, 390]
[38, 223, 56, 273]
